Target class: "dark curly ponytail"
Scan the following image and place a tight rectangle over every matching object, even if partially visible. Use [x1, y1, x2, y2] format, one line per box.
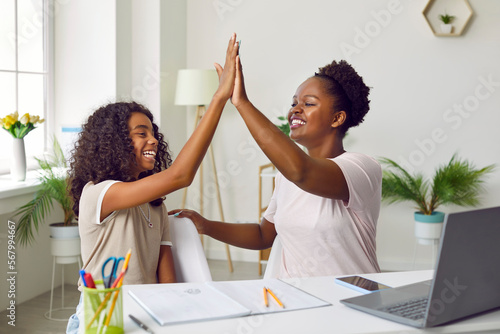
[314, 60, 370, 135]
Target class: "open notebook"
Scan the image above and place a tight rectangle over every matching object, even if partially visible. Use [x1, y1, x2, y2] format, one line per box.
[128, 278, 331, 326]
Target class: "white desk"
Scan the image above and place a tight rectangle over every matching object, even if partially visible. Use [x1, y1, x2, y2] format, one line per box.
[123, 270, 500, 334]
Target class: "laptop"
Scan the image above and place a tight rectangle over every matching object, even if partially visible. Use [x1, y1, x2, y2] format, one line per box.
[340, 206, 500, 328]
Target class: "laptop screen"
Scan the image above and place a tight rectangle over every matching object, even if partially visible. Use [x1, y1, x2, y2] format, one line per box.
[426, 206, 500, 327]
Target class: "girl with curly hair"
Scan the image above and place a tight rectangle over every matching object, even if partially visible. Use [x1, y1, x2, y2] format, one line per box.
[173, 53, 382, 279]
[66, 33, 239, 334]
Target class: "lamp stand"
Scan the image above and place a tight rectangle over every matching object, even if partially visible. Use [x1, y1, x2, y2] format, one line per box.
[181, 105, 234, 273]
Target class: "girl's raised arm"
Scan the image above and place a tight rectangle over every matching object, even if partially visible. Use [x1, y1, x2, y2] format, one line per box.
[101, 34, 240, 218]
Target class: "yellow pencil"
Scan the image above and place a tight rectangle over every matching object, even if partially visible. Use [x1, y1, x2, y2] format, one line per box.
[103, 283, 121, 331]
[266, 287, 285, 308]
[121, 248, 132, 273]
[263, 287, 269, 307]
[103, 249, 132, 330]
[86, 291, 112, 330]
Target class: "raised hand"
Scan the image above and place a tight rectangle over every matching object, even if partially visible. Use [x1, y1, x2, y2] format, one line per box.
[232, 54, 250, 108]
[213, 33, 239, 102]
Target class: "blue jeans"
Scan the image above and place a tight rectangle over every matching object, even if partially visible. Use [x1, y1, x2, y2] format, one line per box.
[66, 293, 83, 334]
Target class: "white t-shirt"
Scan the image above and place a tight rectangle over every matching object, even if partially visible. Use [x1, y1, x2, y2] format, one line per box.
[264, 152, 382, 278]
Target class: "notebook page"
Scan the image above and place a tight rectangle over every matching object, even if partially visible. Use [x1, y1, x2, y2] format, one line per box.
[207, 278, 331, 315]
[128, 283, 251, 326]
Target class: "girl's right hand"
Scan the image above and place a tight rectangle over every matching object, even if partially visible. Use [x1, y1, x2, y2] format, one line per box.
[213, 33, 240, 102]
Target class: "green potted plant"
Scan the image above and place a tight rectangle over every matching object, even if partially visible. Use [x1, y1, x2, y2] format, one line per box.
[11, 137, 79, 260]
[438, 13, 455, 34]
[274, 115, 290, 136]
[380, 154, 495, 244]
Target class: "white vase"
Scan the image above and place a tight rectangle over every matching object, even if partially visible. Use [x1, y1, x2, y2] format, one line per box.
[11, 138, 27, 182]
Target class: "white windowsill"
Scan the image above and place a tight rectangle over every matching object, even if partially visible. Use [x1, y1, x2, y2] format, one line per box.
[0, 171, 41, 215]
[0, 171, 41, 198]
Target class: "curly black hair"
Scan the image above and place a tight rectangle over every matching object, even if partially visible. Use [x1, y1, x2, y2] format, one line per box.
[314, 60, 370, 135]
[68, 101, 172, 217]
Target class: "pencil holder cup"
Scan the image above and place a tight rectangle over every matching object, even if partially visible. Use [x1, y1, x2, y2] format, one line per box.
[82, 280, 124, 334]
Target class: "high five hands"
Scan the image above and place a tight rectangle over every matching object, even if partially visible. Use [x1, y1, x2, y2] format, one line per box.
[214, 33, 249, 108]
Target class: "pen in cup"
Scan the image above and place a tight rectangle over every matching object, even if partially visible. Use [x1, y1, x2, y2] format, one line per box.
[80, 270, 88, 287]
[84, 273, 96, 289]
[80, 269, 96, 289]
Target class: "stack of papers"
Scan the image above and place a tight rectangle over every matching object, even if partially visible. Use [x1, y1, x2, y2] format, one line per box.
[128, 278, 331, 326]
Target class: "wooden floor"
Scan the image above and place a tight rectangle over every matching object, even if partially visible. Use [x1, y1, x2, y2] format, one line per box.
[0, 260, 263, 334]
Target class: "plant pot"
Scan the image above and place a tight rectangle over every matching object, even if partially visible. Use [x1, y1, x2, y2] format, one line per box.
[49, 223, 80, 264]
[414, 211, 445, 245]
[11, 138, 27, 182]
[49, 222, 79, 239]
[440, 23, 453, 34]
[50, 237, 81, 264]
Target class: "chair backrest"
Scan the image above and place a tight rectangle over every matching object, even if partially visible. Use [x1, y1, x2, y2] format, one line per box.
[263, 236, 282, 279]
[168, 216, 212, 282]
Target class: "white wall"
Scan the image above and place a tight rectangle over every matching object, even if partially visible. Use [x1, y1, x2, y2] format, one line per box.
[54, 0, 117, 128]
[159, 0, 188, 209]
[185, 0, 500, 269]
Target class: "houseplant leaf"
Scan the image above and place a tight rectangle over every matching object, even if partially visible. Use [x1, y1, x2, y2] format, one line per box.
[11, 137, 75, 246]
[380, 154, 495, 216]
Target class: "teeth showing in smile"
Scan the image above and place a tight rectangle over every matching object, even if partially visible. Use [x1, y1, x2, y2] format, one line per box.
[291, 119, 305, 126]
[143, 150, 156, 158]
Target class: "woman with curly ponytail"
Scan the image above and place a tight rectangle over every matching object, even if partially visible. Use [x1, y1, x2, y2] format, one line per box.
[66, 33, 240, 334]
[175, 49, 381, 279]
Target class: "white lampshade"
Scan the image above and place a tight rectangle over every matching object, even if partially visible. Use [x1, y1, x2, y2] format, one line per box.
[175, 69, 219, 106]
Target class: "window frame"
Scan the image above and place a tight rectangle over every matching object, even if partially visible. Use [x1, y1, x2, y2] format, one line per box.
[0, 0, 53, 175]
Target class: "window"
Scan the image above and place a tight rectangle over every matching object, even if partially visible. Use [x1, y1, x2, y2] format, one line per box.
[0, 0, 52, 174]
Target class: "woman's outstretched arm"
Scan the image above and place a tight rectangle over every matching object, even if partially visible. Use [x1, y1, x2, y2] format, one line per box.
[230, 55, 348, 200]
[169, 209, 277, 250]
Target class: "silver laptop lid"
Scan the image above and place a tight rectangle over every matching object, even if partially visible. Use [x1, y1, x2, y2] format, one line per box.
[425, 206, 500, 327]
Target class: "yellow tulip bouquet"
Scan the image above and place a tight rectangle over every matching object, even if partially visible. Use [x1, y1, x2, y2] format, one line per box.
[1, 111, 45, 138]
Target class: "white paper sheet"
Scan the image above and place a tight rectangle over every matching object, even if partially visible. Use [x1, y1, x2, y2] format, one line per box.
[207, 278, 331, 315]
[128, 279, 331, 326]
[128, 283, 251, 326]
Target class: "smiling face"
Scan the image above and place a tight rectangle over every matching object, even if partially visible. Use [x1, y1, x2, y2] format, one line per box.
[288, 77, 344, 150]
[128, 111, 158, 178]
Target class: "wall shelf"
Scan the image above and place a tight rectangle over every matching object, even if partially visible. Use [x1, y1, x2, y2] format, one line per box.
[423, 0, 473, 37]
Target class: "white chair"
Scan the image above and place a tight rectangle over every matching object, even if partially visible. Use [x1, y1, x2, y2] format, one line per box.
[168, 216, 212, 282]
[263, 236, 282, 279]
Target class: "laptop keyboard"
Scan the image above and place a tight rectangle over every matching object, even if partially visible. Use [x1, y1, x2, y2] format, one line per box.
[379, 297, 428, 320]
